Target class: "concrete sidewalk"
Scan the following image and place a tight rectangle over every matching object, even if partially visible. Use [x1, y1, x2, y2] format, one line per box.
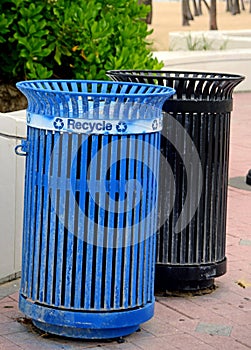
[0, 92, 250, 349]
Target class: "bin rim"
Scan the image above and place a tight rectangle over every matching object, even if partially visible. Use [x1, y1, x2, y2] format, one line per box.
[106, 69, 245, 82]
[16, 79, 176, 98]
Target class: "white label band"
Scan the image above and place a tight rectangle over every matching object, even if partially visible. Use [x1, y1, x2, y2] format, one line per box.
[27, 113, 163, 134]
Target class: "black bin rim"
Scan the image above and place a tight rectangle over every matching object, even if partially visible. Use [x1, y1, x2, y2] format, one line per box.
[106, 69, 245, 82]
[106, 70, 245, 111]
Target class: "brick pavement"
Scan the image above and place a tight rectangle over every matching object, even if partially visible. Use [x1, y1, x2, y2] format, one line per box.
[0, 92, 250, 349]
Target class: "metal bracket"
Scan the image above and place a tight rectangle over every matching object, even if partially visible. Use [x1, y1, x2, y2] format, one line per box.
[15, 140, 29, 156]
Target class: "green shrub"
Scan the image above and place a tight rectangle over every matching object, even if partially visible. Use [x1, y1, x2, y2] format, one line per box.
[0, 0, 163, 83]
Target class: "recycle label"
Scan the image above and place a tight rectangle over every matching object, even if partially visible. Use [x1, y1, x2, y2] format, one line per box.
[27, 112, 163, 134]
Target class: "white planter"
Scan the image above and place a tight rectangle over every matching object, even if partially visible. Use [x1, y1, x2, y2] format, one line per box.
[0, 110, 26, 283]
[153, 49, 251, 92]
[169, 30, 251, 51]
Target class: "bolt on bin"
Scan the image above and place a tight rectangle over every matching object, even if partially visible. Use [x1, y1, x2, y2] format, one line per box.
[107, 70, 244, 292]
[15, 79, 175, 339]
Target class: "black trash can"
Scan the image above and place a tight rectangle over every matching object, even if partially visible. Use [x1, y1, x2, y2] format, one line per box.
[15, 79, 175, 338]
[107, 70, 245, 292]
[246, 169, 251, 185]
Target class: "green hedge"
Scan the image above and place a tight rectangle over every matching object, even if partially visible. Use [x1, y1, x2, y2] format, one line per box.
[0, 0, 162, 83]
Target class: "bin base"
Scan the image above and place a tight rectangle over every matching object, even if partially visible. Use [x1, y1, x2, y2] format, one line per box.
[19, 294, 154, 339]
[155, 258, 227, 293]
[32, 320, 139, 340]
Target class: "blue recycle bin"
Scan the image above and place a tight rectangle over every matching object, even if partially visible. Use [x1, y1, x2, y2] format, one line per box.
[15, 80, 175, 339]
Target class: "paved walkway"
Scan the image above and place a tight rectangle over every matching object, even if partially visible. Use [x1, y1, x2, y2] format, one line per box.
[0, 92, 250, 349]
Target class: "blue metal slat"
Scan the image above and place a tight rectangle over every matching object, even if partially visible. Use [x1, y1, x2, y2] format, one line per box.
[71, 82, 79, 92]
[27, 129, 39, 298]
[122, 135, 136, 309]
[139, 134, 152, 305]
[32, 130, 45, 300]
[130, 135, 143, 307]
[74, 135, 88, 309]
[101, 82, 109, 94]
[71, 95, 80, 117]
[54, 133, 69, 306]
[80, 82, 88, 94]
[148, 132, 160, 299]
[46, 132, 60, 305]
[142, 134, 152, 304]
[114, 137, 127, 309]
[104, 135, 118, 309]
[64, 134, 79, 308]
[91, 82, 98, 94]
[146, 134, 155, 300]
[93, 97, 100, 119]
[38, 132, 52, 301]
[84, 135, 99, 309]
[94, 135, 109, 309]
